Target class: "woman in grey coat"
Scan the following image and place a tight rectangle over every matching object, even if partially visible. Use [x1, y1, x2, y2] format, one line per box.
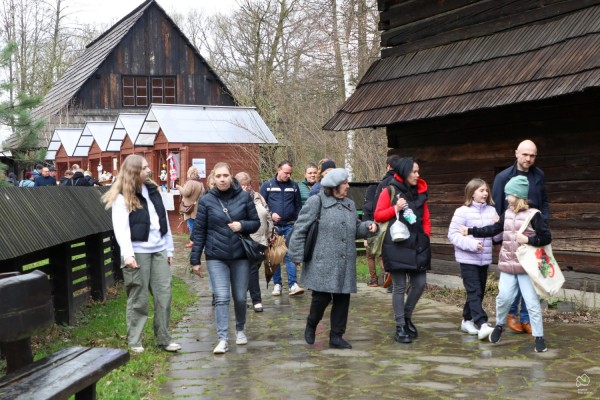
[288, 168, 377, 349]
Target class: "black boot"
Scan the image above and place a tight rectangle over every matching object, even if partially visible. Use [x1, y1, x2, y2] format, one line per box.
[329, 335, 352, 349]
[304, 323, 316, 345]
[395, 325, 412, 344]
[405, 317, 418, 339]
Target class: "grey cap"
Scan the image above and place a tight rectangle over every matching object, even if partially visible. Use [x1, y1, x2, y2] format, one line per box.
[321, 168, 349, 188]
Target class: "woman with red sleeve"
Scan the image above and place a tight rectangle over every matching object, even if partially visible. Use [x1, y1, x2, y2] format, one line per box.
[374, 157, 431, 344]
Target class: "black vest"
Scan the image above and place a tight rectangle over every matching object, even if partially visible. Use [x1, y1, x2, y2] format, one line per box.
[129, 183, 168, 242]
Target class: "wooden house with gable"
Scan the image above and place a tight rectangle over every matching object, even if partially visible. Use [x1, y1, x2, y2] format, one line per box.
[31, 0, 236, 145]
[324, 0, 600, 289]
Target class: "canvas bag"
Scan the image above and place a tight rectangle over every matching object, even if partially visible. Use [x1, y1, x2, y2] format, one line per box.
[367, 186, 396, 256]
[515, 210, 565, 297]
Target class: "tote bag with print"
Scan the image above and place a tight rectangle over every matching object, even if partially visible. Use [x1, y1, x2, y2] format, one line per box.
[516, 210, 565, 297]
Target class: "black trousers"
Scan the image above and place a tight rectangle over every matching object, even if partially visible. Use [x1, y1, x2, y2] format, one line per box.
[248, 261, 262, 305]
[307, 290, 350, 337]
[460, 263, 489, 325]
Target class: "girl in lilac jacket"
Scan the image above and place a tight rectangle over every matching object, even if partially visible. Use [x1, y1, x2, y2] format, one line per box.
[448, 178, 499, 340]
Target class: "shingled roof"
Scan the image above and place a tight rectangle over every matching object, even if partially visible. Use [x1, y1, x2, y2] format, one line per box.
[323, 5, 600, 131]
[31, 0, 229, 122]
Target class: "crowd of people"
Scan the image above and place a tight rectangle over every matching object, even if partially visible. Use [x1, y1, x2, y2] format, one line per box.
[5, 163, 106, 187]
[37, 138, 550, 355]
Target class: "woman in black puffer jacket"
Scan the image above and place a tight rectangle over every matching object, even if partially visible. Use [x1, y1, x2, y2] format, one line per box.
[190, 162, 260, 354]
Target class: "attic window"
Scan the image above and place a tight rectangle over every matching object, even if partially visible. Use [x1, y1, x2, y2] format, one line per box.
[122, 76, 176, 107]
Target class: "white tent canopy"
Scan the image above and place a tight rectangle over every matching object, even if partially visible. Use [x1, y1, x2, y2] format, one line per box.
[109, 113, 146, 150]
[55, 128, 85, 157]
[83, 121, 116, 152]
[139, 104, 278, 146]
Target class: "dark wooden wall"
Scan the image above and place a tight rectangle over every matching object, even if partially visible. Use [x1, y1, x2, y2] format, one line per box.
[75, 4, 236, 110]
[387, 92, 600, 291]
[378, 0, 600, 57]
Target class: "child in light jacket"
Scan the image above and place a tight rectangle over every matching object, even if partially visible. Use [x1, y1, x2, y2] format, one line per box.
[448, 178, 499, 340]
[460, 175, 551, 352]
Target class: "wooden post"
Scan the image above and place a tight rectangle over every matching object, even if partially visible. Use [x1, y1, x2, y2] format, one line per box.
[87, 233, 106, 302]
[111, 234, 123, 282]
[1, 339, 33, 373]
[50, 243, 75, 325]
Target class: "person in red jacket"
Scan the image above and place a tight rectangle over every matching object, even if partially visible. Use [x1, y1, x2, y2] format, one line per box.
[374, 157, 431, 344]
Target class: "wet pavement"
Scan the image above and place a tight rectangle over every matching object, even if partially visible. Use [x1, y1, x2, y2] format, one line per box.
[160, 239, 600, 399]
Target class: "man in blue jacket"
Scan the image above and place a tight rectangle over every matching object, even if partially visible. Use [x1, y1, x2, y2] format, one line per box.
[492, 139, 550, 334]
[260, 160, 304, 296]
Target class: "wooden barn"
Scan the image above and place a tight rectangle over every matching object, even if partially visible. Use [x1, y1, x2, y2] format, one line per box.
[324, 0, 600, 290]
[30, 0, 236, 146]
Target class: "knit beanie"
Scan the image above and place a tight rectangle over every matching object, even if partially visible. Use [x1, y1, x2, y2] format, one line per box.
[320, 160, 336, 172]
[504, 175, 529, 199]
[393, 157, 414, 181]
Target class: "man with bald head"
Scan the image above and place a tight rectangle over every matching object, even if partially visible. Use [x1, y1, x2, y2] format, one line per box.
[492, 139, 550, 334]
[492, 140, 549, 221]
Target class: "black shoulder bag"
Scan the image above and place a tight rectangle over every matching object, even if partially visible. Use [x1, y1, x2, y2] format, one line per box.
[218, 198, 266, 263]
[304, 196, 322, 262]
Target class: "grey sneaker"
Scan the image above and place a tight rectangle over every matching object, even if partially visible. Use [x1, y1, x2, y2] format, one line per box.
[236, 331, 248, 345]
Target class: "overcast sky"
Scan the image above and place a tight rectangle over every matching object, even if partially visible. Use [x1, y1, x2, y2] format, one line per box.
[69, 0, 236, 24]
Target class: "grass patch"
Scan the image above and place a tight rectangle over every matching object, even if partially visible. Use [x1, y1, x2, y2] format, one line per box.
[5, 276, 196, 399]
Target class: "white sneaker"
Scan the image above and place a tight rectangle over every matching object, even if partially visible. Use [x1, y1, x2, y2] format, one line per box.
[129, 346, 144, 353]
[289, 283, 305, 296]
[236, 331, 248, 345]
[460, 320, 479, 335]
[478, 323, 495, 340]
[213, 340, 229, 354]
[163, 342, 182, 352]
[272, 284, 282, 296]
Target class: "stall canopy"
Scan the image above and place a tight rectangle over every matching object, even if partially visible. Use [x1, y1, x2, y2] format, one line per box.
[55, 128, 85, 157]
[139, 104, 278, 145]
[45, 131, 63, 161]
[109, 113, 146, 150]
[83, 121, 117, 151]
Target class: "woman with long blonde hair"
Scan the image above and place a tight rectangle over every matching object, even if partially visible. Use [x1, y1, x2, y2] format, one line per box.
[102, 154, 180, 353]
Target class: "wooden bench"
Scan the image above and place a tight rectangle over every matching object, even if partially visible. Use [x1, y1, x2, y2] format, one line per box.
[0, 270, 130, 400]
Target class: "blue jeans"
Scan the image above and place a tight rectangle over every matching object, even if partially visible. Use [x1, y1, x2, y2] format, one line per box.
[186, 218, 194, 237]
[207, 259, 250, 341]
[273, 225, 297, 287]
[496, 273, 543, 336]
[509, 288, 530, 323]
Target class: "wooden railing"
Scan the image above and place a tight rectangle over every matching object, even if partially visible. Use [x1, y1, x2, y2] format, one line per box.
[0, 232, 121, 325]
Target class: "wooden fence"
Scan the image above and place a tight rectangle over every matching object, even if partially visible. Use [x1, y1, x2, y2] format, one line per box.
[0, 187, 121, 325]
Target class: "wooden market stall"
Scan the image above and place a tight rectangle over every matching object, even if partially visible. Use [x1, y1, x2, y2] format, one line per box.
[137, 104, 278, 234]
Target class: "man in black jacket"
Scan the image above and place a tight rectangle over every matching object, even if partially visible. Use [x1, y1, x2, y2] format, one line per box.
[260, 160, 304, 296]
